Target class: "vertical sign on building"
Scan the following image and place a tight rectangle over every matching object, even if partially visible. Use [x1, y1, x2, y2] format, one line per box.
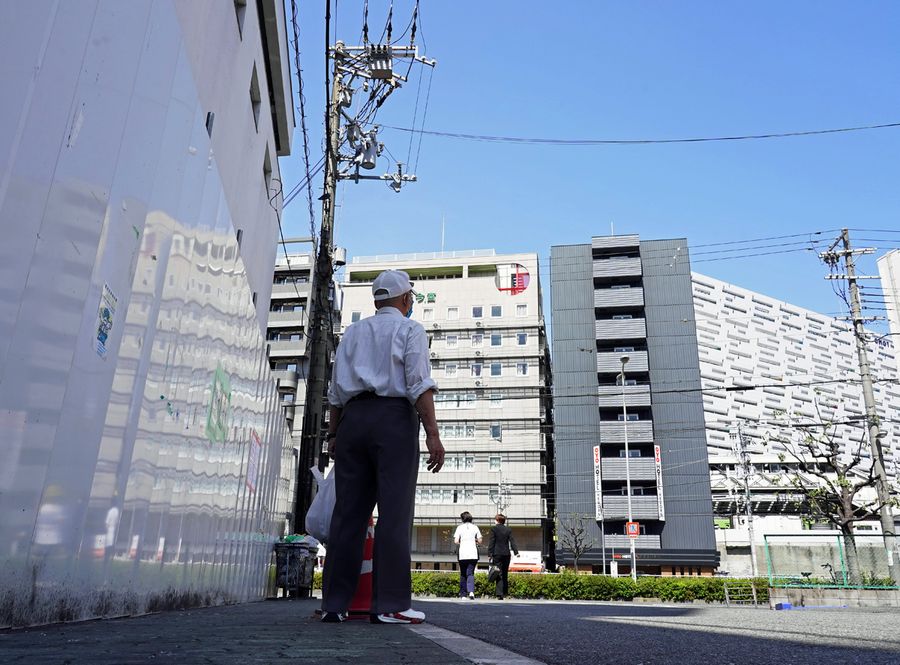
[95, 283, 118, 358]
[654, 444, 665, 521]
[593, 445, 603, 520]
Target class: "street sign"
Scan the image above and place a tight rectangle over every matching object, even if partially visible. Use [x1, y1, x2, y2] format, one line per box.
[626, 521, 640, 538]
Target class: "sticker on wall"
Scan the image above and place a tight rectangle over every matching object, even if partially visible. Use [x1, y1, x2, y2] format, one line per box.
[246, 430, 262, 493]
[206, 364, 232, 444]
[495, 263, 530, 295]
[95, 283, 118, 358]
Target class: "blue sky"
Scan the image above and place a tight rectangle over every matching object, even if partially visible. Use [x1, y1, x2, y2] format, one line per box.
[279, 2, 900, 322]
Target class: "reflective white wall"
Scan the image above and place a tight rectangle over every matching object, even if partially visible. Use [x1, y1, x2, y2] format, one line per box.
[0, 0, 292, 626]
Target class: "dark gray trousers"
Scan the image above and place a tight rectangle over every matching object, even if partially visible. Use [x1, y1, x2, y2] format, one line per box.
[321, 396, 419, 614]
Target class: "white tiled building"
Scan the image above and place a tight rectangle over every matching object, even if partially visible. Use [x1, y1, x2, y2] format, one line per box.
[338, 251, 553, 568]
[691, 273, 900, 574]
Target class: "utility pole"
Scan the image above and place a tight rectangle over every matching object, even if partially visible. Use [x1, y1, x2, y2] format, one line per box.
[293, 34, 436, 525]
[820, 228, 899, 584]
[733, 423, 758, 577]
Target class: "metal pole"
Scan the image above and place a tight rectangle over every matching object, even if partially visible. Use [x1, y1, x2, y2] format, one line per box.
[737, 424, 758, 577]
[621, 355, 636, 581]
[600, 520, 607, 575]
[294, 43, 343, 525]
[840, 228, 899, 584]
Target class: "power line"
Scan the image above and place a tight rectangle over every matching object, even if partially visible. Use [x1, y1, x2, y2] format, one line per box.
[382, 120, 900, 146]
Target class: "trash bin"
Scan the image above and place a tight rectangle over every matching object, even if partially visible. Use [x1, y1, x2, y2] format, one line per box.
[273, 542, 317, 598]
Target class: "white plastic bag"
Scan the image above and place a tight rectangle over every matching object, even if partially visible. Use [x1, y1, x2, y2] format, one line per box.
[304, 465, 336, 544]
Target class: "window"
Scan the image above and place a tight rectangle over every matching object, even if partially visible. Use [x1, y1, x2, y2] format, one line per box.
[446, 335, 458, 348]
[611, 284, 631, 290]
[422, 308, 434, 321]
[281, 392, 295, 403]
[611, 314, 633, 320]
[491, 333, 502, 347]
[490, 362, 502, 376]
[250, 65, 262, 131]
[351, 311, 361, 323]
[490, 423, 502, 439]
[489, 455, 501, 471]
[490, 393, 503, 408]
[618, 449, 641, 458]
[516, 304, 528, 317]
[445, 364, 457, 377]
[472, 306, 483, 318]
[616, 376, 638, 386]
[617, 414, 639, 421]
[516, 362, 529, 376]
[471, 334, 483, 347]
[447, 307, 459, 320]
[517, 333, 527, 346]
[613, 346, 635, 352]
[234, 0, 247, 37]
[471, 363, 483, 377]
[491, 305, 502, 317]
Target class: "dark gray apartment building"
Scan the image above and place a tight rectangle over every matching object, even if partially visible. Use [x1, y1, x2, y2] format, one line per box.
[551, 235, 718, 576]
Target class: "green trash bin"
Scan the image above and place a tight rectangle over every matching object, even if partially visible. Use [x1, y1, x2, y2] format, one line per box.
[274, 542, 317, 598]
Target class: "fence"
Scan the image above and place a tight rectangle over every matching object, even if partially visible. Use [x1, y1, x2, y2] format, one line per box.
[764, 533, 897, 589]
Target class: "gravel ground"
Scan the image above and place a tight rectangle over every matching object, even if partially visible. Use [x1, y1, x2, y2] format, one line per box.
[420, 597, 900, 665]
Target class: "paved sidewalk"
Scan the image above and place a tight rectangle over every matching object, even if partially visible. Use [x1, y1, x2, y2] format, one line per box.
[0, 598, 475, 664]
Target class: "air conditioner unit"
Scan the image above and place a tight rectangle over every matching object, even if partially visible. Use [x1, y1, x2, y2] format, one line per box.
[475, 321, 482, 327]
[475, 350, 481, 356]
[433, 323, 440, 329]
[475, 380, 482, 387]
[430, 352, 437, 358]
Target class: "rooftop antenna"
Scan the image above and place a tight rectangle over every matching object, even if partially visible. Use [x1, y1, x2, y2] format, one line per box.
[441, 214, 445, 252]
[610, 221, 614, 236]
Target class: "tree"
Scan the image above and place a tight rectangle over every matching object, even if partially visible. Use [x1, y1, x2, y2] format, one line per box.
[555, 513, 596, 573]
[766, 400, 900, 584]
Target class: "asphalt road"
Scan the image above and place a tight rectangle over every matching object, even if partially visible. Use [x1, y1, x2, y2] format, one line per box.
[420, 598, 900, 665]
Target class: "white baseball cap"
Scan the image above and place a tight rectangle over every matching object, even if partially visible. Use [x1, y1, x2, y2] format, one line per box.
[372, 270, 415, 301]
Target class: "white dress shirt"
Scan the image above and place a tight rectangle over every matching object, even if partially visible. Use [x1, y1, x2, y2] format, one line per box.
[327, 306, 437, 407]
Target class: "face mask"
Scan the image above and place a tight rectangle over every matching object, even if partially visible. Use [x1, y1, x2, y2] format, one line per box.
[405, 298, 414, 318]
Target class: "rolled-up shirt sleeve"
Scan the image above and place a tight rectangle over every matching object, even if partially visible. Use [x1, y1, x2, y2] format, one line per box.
[403, 324, 437, 404]
[327, 348, 345, 407]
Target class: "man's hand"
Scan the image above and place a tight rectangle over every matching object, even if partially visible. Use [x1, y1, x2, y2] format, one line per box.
[327, 435, 337, 456]
[424, 432, 445, 472]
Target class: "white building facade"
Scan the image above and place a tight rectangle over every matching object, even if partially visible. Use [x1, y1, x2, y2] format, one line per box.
[0, 0, 295, 626]
[338, 251, 553, 569]
[692, 273, 900, 575]
[877, 249, 900, 350]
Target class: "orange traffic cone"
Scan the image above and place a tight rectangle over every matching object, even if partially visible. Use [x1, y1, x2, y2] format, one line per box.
[348, 516, 375, 619]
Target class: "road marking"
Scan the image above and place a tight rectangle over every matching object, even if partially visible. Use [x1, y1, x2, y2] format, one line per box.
[408, 623, 548, 665]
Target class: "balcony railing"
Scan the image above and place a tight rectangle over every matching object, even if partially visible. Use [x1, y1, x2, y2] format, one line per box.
[593, 257, 642, 279]
[272, 369, 299, 389]
[598, 384, 651, 408]
[268, 340, 307, 356]
[601, 457, 657, 481]
[601, 495, 660, 520]
[597, 350, 648, 373]
[591, 235, 640, 251]
[603, 534, 661, 549]
[595, 319, 646, 340]
[271, 282, 311, 298]
[598, 420, 654, 443]
[594, 287, 644, 309]
[267, 310, 307, 325]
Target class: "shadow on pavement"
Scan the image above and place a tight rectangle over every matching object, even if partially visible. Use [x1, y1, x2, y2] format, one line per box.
[420, 598, 900, 665]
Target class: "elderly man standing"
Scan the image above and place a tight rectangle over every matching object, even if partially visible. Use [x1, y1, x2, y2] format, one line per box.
[320, 270, 445, 624]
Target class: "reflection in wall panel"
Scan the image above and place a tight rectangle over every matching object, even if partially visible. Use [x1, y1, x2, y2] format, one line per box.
[0, 0, 293, 627]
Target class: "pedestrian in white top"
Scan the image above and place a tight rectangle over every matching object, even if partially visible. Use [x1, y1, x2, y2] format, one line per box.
[454, 511, 482, 599]
[320, 270, 445, 625]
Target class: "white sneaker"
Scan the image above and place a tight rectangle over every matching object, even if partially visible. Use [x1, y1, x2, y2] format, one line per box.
[371, 608, 426, 624]
[468, 592, 475, 600]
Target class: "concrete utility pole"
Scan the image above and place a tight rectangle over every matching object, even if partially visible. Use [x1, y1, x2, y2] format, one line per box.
[734, 424, 758, 577]
[294, 37, 436, 525]
[820, 228, 899, 584]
